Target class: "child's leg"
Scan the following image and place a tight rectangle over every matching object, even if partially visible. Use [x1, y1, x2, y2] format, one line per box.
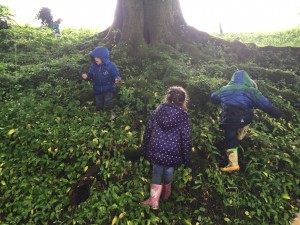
[95, 94, 104, 111]
[104, 92, 116, 119]
[141, 164, 163, 209]
[224, 128, 238, 149]
[103, 92, 114, 110]
[163, 167, 174, 184]
[221, 128, 240, 172]
[162, 167, 174, 200]
[151, 164, 164, 184]
[237, 125, 249, 140]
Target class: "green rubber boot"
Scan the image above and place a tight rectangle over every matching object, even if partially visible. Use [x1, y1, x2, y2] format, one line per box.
[221, 148, 240, 172]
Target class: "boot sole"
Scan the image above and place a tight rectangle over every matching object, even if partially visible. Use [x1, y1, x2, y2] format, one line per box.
[220, 166, 240, 172]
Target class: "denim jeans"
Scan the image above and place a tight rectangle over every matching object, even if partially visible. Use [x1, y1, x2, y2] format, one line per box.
[95, 92, 113, 111]
[151, 164, 174, 185]
[224, 128, 238, 149]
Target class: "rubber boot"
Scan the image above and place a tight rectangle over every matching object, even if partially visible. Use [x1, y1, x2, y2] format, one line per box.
[221, 148, 240, 172]
[162, 183, 172, 200]
[141, 184, 163, 210]
[237, 125, 249, 141]
[110, 110, 116, 120]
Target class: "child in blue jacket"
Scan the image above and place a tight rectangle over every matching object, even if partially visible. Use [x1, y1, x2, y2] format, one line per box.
[141, 86, 192, 209]
[211, 70, 282, 172]
[82, 46, 121, 119]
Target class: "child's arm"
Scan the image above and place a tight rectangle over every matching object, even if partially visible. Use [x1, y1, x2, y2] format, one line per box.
[109, 63, 121, 83]
[115, 78, 121, 84]
[211, 91, 221, 104]
[82, 65, 95, 80]
[141, 117, 154, 158]
[180, 114, 192, 166]
[254, 95, 282, 119]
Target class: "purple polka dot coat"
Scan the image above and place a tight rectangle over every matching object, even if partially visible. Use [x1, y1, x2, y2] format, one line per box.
[141, 103, 192, 167]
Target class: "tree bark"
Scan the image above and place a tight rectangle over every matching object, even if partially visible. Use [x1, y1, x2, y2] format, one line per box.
[104, 0, 187, 48]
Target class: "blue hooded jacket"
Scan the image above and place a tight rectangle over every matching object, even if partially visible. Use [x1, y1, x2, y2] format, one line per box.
[211, 70, 282, 129]
[141, 103, 192, 167]
[86, 46, 120, 94]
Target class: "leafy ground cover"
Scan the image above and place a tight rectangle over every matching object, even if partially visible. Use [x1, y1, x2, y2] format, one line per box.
[213, 28, 300, 47]
[0, 25, 300, 224]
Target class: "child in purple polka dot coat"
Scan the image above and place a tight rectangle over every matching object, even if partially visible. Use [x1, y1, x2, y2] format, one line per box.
[141, 86, 192, 210]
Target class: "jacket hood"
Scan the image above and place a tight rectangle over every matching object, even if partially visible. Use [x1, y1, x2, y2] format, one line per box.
[89, 46, 110, 64]
[228, 70, 254, 88]
[154, 103, 186, 130]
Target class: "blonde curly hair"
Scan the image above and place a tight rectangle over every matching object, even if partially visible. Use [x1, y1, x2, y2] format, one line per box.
[164, 86, 189, 111]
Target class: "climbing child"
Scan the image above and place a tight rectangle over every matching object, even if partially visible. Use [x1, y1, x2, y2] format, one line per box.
[211, 70, 282, 172]
[82, 46, 121, 120]
[141, 86, 192, 209]
[51, 18, 62, 37]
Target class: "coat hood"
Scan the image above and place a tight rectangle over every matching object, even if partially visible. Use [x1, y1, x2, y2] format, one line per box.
[89, 46, 110, 64]
[228, 70, 254, 88]
[153, 103, 187, 130]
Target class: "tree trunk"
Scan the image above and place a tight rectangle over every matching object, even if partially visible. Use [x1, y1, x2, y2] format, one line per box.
[104, 0, 187, 49]
[100, 0, 231, 57]
[97, 0, 300, 66]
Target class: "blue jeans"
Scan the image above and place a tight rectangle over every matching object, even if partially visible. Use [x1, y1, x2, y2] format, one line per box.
[224, 128, 238, 149]
[95, 92, 113, 111]
[151, 164, 174, 185]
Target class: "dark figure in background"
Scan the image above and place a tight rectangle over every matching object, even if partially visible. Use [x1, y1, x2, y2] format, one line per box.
[211, 70, 282, 172]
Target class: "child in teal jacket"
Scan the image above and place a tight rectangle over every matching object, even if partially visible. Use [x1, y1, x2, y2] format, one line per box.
[211, 70, 282, 172]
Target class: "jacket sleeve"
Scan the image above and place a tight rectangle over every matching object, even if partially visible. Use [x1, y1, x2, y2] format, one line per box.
[211, 91, 221, 104]
[254, 95, 282, 119]
[180, 114, 192, 166]
[86, 65, 95, 80]
[109, 63, 121, 81]
[141, 116, 154, 157]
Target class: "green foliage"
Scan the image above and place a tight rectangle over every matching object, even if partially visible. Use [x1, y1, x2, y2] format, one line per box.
[213, 27, 300, 47]
[0, 5, 14, 29]
[0, 24, 299, 224]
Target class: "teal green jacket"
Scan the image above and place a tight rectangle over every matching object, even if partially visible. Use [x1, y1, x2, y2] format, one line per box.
[211, 70, 282, 128]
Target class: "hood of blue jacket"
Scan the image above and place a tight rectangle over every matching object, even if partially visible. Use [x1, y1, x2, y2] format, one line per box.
[89, 46, 110, 64]
[228, 70, 254, 88]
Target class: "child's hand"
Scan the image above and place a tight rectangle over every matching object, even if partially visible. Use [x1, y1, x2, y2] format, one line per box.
[115, 78, 121, 84]
[82, 73, 88, 79]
